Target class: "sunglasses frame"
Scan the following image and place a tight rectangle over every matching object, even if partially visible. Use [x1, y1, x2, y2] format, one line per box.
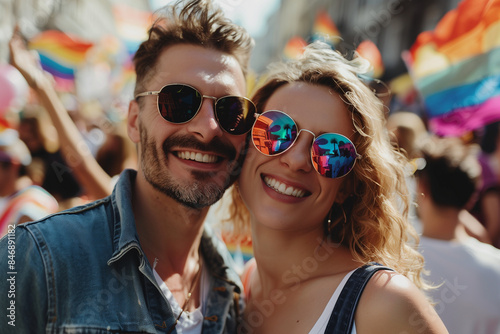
[135, 83, 257, 135]
[251, 110, 361, 179]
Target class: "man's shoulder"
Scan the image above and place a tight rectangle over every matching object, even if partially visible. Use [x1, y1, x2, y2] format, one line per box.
[202, 225, 243, 289]
[16, 197, 113, 248]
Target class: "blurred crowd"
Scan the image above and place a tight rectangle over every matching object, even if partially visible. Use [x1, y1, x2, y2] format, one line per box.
[0, 2, 500, 333]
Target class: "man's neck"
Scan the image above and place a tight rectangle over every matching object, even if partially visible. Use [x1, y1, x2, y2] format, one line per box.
[421, 205, 467, 241]
[132, 173, 208, 275]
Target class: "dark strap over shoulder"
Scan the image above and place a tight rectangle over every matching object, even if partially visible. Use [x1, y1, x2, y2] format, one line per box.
[324, 264, 393, 333]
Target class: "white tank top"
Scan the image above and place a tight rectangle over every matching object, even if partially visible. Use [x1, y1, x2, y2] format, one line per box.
[153, 266, 210, 334]
[308, 268, 358, 334]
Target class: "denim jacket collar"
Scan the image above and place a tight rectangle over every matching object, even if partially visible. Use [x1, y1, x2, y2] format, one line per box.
[107, 169, 143, 267]
[106, 170, 242, 293]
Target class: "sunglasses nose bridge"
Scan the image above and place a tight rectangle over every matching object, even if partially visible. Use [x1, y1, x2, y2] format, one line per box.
[200, 94, 219, 116]
[201, 95, 218, 103]
[296, 129, 317, 151]
[190, 94, 224, 136]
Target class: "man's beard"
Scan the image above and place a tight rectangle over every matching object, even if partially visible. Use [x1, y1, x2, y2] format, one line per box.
[139, 122, 246, 209]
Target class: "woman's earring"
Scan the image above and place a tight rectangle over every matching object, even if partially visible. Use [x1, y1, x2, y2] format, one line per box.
[327, 208, 334, 232]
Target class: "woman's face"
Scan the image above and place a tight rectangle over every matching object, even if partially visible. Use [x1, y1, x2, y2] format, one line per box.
[239, 82, 355, 233]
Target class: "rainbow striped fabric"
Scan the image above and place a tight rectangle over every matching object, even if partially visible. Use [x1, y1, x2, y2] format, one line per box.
[405, 0, 500, 136]
[29, 30, 94, 91]
[0, 186, 58, 238]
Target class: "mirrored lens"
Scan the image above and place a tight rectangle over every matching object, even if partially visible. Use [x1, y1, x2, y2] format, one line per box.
[312, 133, 357, 178]
[158, 85, 201, 123]
[216, 97, 256, 135]
[252, 111, 297, 155]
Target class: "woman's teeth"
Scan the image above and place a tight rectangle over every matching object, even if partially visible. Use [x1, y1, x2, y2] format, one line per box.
[264, 176, 306, 198]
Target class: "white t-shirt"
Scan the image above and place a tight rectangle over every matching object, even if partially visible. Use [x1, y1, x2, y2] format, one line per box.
[309, 268, 357, 334]
[153, 266, 210, 334]
[419, 236, 500, 334]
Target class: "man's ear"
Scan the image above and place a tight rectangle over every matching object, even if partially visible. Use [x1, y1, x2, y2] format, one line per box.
[127, 100, 141, 143]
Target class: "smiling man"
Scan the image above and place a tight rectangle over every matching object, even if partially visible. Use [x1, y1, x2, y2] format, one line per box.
[0, 1, 255, 333]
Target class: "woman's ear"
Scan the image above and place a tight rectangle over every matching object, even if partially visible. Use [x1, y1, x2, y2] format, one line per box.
[334, 178, 353, 204]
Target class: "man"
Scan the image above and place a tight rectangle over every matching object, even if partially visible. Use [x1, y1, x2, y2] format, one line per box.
[415, 136, 500, 334]
[0, 0, 255, 332]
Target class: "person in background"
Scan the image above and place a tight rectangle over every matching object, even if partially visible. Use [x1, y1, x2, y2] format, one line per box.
[0, 128, 58, 237]
[17, 109, 84, 209]
[9, 29, 113, 201]
[386, 111, 491, 244]
[0, 0, 255, 332]
[472, 121, 500, 248]
[415, 135, 500, 334]
[229, 42, 447, 334]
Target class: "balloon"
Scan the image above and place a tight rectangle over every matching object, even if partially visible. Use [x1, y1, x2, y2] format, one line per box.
[0, 64, 29, 117]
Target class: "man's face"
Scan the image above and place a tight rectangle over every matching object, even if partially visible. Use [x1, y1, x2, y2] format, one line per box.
[128, 44, 248, 209]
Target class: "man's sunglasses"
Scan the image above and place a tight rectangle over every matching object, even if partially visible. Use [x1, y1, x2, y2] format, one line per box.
[135, 83, 257, 135]
[252, 110, 360, 179]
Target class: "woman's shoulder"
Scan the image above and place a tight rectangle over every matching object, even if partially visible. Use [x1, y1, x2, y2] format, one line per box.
[355, 270, 448, 334]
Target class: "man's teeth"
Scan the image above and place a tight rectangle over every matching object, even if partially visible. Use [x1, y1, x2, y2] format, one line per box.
[264, 176, 306, 198]
[177, 151, 218, 163]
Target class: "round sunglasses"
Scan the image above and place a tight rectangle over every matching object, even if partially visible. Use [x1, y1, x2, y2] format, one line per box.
[135, 83, 257, 135]
[252, 110, 360, 179]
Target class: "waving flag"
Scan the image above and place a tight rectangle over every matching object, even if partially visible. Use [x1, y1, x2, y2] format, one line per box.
[29, 30, 94, 92]
[405, 0, 500, 136]
[113, 4, 153, 56]
[283, 36, 307, 60]
[311, 10, 341, 48]
[356, 40, 385, 79]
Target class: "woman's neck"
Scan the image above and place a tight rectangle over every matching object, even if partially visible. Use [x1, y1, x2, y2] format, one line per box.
[250, 223, 356, 295]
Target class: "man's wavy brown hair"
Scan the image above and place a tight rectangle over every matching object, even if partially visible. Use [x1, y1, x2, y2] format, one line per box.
[133, 0, 254, 96]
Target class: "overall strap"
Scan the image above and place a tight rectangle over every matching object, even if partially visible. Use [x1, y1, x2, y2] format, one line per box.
[324, 264, 393, 333]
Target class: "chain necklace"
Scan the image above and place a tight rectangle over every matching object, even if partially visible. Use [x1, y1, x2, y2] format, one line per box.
[149, 251, 203, 334]
[167, 257, 202, 334]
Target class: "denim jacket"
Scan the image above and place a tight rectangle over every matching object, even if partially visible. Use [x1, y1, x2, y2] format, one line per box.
[0, 169, 243, 333]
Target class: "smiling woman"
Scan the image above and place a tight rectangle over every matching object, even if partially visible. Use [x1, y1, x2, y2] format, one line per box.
[226, 41, 449, 334]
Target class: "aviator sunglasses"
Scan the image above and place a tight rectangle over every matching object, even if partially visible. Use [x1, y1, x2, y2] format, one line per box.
[135, 83, 257, 135]
[252, 110, 360, 179]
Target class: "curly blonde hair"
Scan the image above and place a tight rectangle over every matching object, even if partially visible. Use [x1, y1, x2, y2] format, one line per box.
[226, 42, 426, 289]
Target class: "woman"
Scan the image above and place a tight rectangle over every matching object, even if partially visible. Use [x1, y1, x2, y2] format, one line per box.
[227, 42, 448, 333]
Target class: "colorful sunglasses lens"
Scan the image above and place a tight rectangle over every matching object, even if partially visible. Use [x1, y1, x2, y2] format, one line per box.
[252, 111, 357, 179]
[252, 110, 298, 155]
[311, 133, 357, 178]
[157, 84, 256, 135]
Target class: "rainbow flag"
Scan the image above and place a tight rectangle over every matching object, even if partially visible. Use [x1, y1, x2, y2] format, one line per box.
[113, 4, 153, 55]
[405, 0, 500, 136]
[29, 30, 94, 92]
[311, 10, 341, 48]
[356, 40, 384, 79]
[283, 36, 307, 60]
